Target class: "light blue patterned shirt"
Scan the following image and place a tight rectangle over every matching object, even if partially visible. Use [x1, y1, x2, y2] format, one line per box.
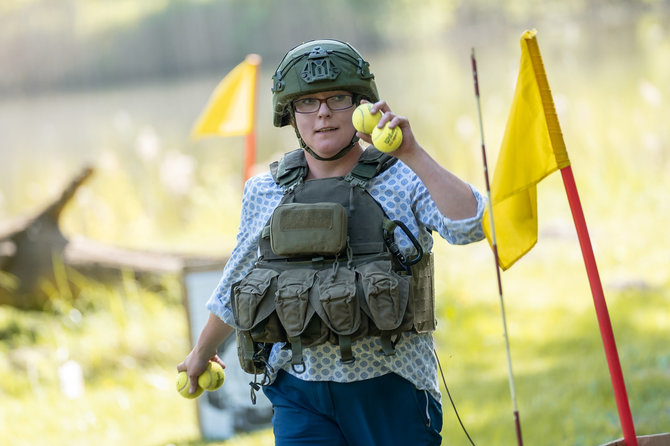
[207, 156, 486, 401]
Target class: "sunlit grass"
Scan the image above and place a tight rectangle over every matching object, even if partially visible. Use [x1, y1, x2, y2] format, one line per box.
[0, 272, 198, 445]
[1, 264, 666, 446]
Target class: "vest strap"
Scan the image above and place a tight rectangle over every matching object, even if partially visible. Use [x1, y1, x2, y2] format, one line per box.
[345, 148, 397, 186]
[241, 331, 256, 361]
[271, 147, 398, 191]
[288, 336, 306, 373]
[339, 335, 355, 364]
[271, 149, 308, 189]
[380, 333, 397, 356]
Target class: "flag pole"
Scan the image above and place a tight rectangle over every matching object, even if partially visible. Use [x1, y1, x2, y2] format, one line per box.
[560, 166, 638, 445]
[243, 54, 261, 183]
[243, 130, 256, 183]
[471, 48, 524, 446]
[521, 33, 638, 445]
[191, 53, 262, 186]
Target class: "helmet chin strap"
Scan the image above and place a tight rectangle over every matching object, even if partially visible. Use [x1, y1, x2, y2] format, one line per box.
[292, 125, 360, 162]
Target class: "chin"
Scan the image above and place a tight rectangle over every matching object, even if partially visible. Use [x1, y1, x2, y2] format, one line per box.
[307, 140, 347, 157]
[307, 147, 340, 159]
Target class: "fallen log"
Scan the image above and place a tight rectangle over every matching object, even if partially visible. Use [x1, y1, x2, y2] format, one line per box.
[0, 167, 227, 309]
[0, 167, 93, 308]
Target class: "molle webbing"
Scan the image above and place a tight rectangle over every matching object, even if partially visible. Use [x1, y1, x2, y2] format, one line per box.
[259, 177, 387, 259]
[270, 149, 308, 191]
[345, 149, 398, 187]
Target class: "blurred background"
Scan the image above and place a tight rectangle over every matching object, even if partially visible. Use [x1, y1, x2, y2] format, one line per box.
[1, 1, 668, 445]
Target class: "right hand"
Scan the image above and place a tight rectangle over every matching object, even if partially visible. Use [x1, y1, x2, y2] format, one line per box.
[177, 351, 226, 395]
[176, 313, 233, 395]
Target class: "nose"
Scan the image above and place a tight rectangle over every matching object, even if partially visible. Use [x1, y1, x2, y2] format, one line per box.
[316, 100, 332, 117]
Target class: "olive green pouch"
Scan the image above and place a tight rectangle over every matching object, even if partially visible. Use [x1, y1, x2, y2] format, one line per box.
[270, 202, 347, 256]
[357, 260, 410, 331]
[409, 252, 436, 333]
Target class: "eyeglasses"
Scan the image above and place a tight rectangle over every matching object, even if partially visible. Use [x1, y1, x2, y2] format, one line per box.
[292, 94, 354, 114]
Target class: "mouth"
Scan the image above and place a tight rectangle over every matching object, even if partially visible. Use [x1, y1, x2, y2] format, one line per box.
[315, 127, 338, 133]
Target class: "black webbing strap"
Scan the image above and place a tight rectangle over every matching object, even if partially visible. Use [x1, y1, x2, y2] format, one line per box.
[271, 147, 398, 191]
[271, 149, 308, 190]
[288, 336, 306, 373]
[345, 147, 398, 187]
[380, 333, 397, 356]
[339, 335, 355, 364]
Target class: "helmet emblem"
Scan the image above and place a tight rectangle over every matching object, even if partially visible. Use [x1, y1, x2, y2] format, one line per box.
[300, 47, 340, 83]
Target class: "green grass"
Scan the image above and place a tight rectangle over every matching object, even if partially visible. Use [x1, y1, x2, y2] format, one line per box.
[434, 286, 670, 445]
[0, 273, 199, 446]
[1, 261, 667, 446]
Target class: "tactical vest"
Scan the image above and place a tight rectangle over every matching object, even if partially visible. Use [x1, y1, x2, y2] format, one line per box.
[232, 148, 436, 380]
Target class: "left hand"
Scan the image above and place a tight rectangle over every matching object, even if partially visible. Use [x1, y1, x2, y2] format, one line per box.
[356, 99, 419, 159]
[357, 100, 479, 220]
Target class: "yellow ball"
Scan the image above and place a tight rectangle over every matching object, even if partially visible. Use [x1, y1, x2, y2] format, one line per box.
[371, 123, 403, 153]
[197, 362, 225, 391]
[175, 371, 204, 399]
[352, 103, 381, 134]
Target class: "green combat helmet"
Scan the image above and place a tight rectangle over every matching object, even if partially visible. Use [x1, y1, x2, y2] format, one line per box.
[271, 39, 379, 161]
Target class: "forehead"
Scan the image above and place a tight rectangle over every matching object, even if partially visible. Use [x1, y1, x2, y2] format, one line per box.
[296, 90, 352, 100]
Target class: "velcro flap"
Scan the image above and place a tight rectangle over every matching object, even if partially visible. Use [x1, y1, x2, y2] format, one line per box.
[270, 202, 347, 256]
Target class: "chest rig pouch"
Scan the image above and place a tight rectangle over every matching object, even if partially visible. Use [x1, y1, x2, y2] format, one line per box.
[231, 148, 436, 383]
[270, 202, 348, 256]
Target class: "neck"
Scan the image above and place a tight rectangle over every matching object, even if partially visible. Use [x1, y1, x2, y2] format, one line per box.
[305, 144, 364, 179]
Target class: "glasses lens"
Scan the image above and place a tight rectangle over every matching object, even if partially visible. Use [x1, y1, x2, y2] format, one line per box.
[326, 95, 353, 111]
[294, 98, 319, 113]
[293, 95, 353, 113]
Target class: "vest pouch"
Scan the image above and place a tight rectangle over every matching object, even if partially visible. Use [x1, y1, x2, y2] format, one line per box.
[249, 312, 286, 343]
[236, 330, 272, 375]
[313, 266, 360, 335]
[270, 202, 347, 256]
[300, 314, 330, 347]
[232, 268, 279, 333]
[409, 252, 436, 333]
[275, 269, 317, 337]
[357, 260, 410, 331]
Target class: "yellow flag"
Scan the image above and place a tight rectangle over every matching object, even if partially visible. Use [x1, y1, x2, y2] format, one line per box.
[191, 54, 261, 138]
[483, 30, 571, 270]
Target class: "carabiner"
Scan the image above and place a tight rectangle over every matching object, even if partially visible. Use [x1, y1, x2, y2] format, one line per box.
[383, 219, 423, 269]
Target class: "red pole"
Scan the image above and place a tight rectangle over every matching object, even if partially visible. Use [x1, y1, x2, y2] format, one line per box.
[243, 130, 256, 182]
[560, 165, 637, 446]
[242, 54, 261, 184]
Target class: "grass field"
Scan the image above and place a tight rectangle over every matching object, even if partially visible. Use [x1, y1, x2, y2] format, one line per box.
[0, 249, 667, 446]
[1, 27, 669, 446]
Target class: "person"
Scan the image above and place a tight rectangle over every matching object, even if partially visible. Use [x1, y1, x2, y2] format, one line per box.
[177, 39, 486, 446]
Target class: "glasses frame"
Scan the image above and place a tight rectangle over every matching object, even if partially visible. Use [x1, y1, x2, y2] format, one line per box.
[292, 94, 355, 114]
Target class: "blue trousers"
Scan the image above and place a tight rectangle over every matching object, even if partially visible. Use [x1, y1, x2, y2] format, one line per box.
[263, 370, 443, 446]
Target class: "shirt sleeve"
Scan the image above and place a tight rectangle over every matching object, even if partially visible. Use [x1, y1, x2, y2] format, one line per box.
[206, 173, 282, 325]
[375, 159, 485, 246]
[414, 180, 487, 245]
